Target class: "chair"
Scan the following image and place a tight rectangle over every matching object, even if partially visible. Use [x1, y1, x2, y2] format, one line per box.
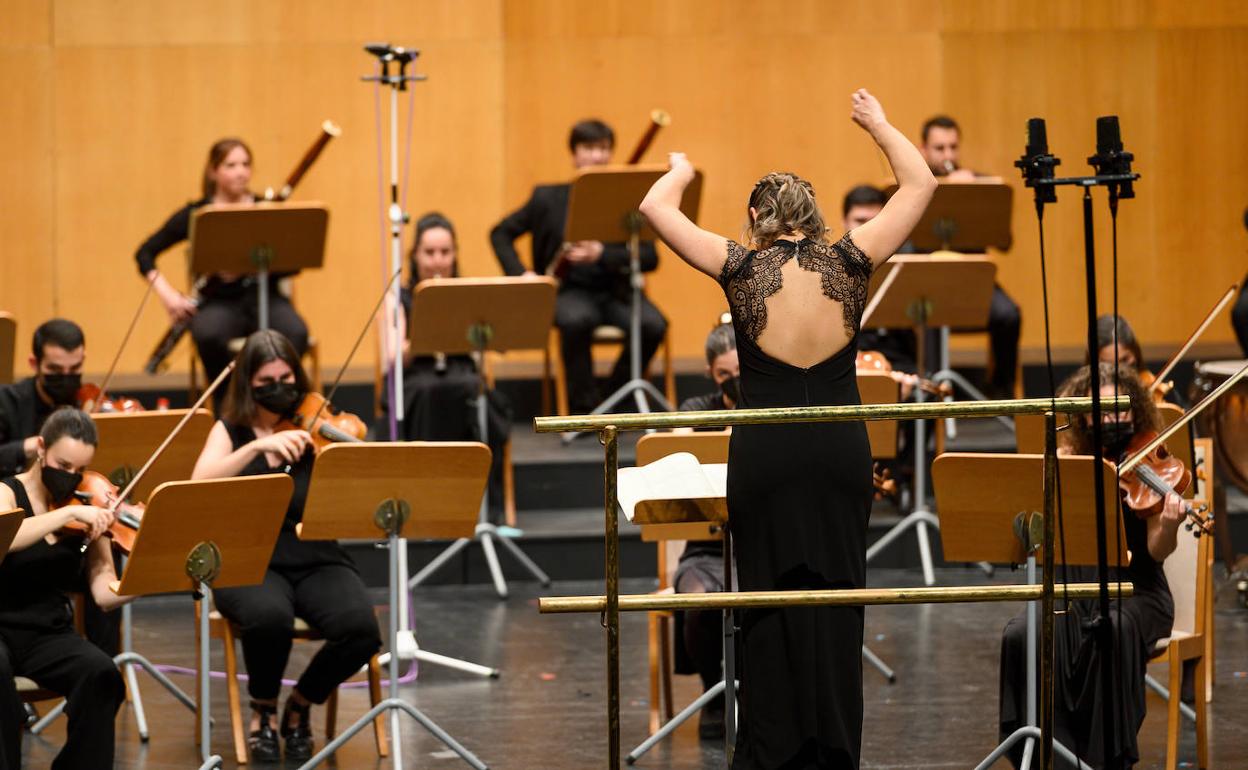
[543, 325, 677, 416]
[0, 311, 16, 385]
[1146, 500, 1212, 770]
[197, 606, 387, 765]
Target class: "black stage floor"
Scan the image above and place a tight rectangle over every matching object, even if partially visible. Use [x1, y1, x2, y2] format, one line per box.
[19, 568, 1248, 769]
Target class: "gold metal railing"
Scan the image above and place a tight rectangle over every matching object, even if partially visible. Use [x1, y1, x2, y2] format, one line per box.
[532, 396, 1130, 770]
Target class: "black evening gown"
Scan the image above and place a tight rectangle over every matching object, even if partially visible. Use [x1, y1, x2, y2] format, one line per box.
[719, 235, 875, 769]
[999, 509, 1173, 769]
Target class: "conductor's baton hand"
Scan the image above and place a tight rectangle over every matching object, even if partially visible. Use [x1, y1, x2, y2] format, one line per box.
[850, 88, 888, 134]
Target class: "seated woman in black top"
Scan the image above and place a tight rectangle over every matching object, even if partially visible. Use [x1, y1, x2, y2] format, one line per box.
[192, 330, 381, 763]
[0, 408, 127, 770]
[135, 138, 310, 400]
[377, 212, 510, 516]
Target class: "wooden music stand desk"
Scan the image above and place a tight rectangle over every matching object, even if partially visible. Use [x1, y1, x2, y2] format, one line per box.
[932, 452, 1122, 769]
[296, 442, 490, 770]
[91, 409, 213, 502]
[405, 277, 557, 599]
[113, 474, 292, 770]
[189, 202, 328, 330]
[861, 256, 997, 585]
[885, 182, 1013, 253]
[0, 509, 21, 565]
[564, 165, 703, 418]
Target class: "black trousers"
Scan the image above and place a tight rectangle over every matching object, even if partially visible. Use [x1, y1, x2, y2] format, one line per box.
[190, 286, 309, 403]
[555, 286, 668, 414]
[987, 283, 1022, 394]
[1233, 277, 1248, 356]
[0, 625, 125, 770]
[212, 563, 381, 705]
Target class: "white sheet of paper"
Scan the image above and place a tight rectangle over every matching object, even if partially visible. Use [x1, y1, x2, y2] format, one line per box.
[617, 452, 728, 521]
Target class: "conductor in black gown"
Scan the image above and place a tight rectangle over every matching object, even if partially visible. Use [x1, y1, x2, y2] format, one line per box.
[640, 89, 936, 769]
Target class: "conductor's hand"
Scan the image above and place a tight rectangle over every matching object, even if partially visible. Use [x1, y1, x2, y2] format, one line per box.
[850, 88, 888, 134]
[667, 152, 696, 185]
[564, 241, 604, 264]
[65, 505, 114, 541]
[251, 430, 314, 464]
[1159, 492, 1185, 530]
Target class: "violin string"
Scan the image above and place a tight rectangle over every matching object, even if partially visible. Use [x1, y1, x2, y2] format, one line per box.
[1036, 205, 1072, 599]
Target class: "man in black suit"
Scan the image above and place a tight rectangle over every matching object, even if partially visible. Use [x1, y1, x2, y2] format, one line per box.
[490, 119, 667, 414]
[0, 319, 87, 477]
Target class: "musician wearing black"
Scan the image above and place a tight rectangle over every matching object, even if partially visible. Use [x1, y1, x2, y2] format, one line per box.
[377, 212, 510, 515]
[191, 330, 381, 763]
[0, 408, 127, 770]
[920, 115, 1023, 397]
[490, 119, 667, 414]
[135, 138, 310, 404]
[0, 320, 85, 478]
[1234, 207, 1248, 356]
[998, 364, 1182, 769]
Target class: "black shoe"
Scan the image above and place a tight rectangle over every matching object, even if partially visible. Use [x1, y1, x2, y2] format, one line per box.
[698, 693, 726, 741]
[281, 698, 315, 762]
[247, 701, 280, 763]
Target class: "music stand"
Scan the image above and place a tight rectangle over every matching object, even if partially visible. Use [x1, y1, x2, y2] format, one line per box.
[860, 255, 996, 585]
[405, 277, 557, 599]
[112, 474, 292, 770]
[563, 165, 703, 426]
[0, 509, 20, 564]
[189, 202, 328, 330]
[295, 442, 491, 770]
[933, 453, 1125, 770]
[29, 409, 214, 741]
[886, 183, 1013, 253]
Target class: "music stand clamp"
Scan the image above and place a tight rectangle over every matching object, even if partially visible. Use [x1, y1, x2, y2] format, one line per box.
[29, 409, 215, 742]
[403, 277, 558, 599]
[561, 166, 704, 439]
[933, 450, 1127, 770]
[189, 203, 328, 330]
[861, 256, 996, 585]
[110, 474, 293, 770]
[295, 443, 491, 770]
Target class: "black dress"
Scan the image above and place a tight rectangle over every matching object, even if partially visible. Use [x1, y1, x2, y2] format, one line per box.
[719, 235, 875, 769]
[999, 510, 1174, 768]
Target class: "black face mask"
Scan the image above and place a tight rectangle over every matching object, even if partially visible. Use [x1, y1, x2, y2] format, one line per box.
[1100, 420, 1134, 461]
[41, 462, 83, 505]
[40, 373, 81, 406]
[252, 381, 302, 416]
[720, 375, 741, 406]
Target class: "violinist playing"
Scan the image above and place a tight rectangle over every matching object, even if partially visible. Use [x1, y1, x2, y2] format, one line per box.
[135, 138, 310, 406]
[998, 363, 1183, 769]
[0, 319, 87, 478]
[0, 408, 128, 770]
[191, 330, 380, 763]
[1092, 314, 1184, 407]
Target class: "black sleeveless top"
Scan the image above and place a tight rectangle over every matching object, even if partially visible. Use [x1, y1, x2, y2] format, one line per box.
[220, 421, 351, 571]
[0, 477, 84, 631]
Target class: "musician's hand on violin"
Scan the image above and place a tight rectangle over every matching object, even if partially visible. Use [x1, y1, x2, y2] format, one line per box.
[251, 430, 313, 464]
[850, 88, 888, 135]
[564, 241, 603, 264]
[666, 152, 696, 185]
[1159, 492, 1185, 530]
[64, 505, 114, 541]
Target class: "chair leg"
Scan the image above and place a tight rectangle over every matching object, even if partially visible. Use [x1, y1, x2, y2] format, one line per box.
[324, 688, 338, 741]
[503, 439, 517, 528]
[1194, 655, 1208, 769]
[1165, 647, 1181, 770]
[647, 612, 661, 734]
[542, 345, 552, 416]
[659, 615, 674, 722]
[663, 332, 676, 407]
[222, 624, 248, 766]
[368, 655, 389, 757]
[552, 332, 569, 416]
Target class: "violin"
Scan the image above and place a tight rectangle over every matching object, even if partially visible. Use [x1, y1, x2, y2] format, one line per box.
[56, 470, 144, 554]
[1117, 429, 1213, 537]
[276, 392, 366, 452]
[77, 382, 146, 414]
[1136, 369, 1174, 406]
[855, 350, 953, 399]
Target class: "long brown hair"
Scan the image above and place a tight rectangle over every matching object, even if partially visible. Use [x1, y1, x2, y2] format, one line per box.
[221, 330, 309, 426]
[1057, 363, 1160, 454]
[202, 137, 252, 199]
[744, 172, 828, 249]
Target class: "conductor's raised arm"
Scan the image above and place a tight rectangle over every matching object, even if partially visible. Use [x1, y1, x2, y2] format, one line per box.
[846, 89, 938, 269]
[639, 153, 728, 279]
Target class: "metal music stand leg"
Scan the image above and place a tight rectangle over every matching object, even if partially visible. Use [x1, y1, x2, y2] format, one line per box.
[197, 583, 224, 770]
[862, 644, 897, 683]
[563, 226, 671, 444]
[300, 515, 487, 770]
[410, 333, 551, 599]
[932, 325, 1015, 433]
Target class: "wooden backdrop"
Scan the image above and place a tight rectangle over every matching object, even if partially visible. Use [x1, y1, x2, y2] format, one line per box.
[2, 0, 1245, 384]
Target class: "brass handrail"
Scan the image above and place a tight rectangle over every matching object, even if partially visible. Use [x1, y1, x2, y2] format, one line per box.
[534, 395, 1129, 433]
[539, 581, 1130, 614]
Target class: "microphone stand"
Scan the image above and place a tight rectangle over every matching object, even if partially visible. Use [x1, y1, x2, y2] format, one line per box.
[1015, 117, 1140, 770]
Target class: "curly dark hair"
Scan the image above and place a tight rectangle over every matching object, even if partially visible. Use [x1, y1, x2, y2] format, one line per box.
[1057, 363, 1159, 454]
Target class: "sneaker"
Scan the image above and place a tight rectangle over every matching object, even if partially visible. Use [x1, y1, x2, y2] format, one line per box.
[281, 698, 315, 762]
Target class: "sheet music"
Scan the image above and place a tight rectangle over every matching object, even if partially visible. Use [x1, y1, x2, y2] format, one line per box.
[617, 452, 727, 522]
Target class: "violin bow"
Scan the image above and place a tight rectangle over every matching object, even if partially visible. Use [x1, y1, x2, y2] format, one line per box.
[87, 279, 158, 414]
[1148, 283, 1239, 394]
[306, 267, 404, 429]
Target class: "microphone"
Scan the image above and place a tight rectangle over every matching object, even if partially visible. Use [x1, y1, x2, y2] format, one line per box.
[1015, 117, 1059, 206]
[1087, 115, 1135, 199]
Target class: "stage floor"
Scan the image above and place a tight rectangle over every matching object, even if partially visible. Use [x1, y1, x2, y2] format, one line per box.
[22, 568, 1248, 769]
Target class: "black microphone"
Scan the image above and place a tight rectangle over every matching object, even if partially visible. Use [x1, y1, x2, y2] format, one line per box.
[1088, 115, 1135, 199]
[1027, 117, 1050, 158]
[364, 42, 394, 60]
[1015, 117, 1059, 206]
[1095, 116, 1122, 154]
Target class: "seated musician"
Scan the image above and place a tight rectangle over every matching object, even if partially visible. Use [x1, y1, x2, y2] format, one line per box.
[191, 330, 381, 763]
[0, 408, 127, 770]
[376, 211, 510, 516]
[999, 363, 1182, 768]
[135, 138, 310, 404]
[1234, 207, 1248, 356]
[1092, 314, 1184, 407]
[490, 119, 668, 414]
[920, 115, 1023, 397]
[0, 319, 86, 478]
[677, 321, 739, 419]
